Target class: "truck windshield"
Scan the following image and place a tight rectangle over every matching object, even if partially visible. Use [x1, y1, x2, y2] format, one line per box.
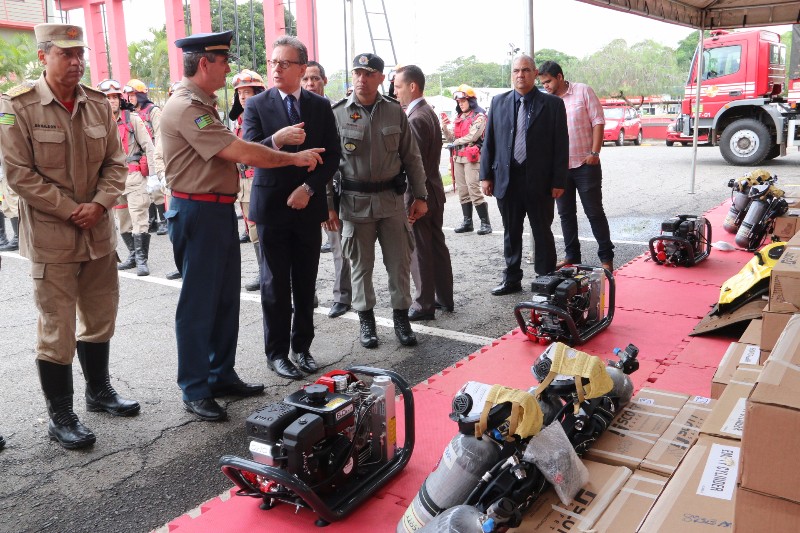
[701, 45, 742, 80]
[603, 108, 625, 119]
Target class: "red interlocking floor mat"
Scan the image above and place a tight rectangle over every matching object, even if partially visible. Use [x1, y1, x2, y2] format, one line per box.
[163, 200, 747, 533]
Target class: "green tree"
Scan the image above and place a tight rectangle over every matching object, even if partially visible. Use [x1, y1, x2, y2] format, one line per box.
[674, 30, 709, 75]
[433, 56, 507, 90]
[0, 33, 40, 92]
[128, 26, 170, 99]
[534, 48, 578, 70]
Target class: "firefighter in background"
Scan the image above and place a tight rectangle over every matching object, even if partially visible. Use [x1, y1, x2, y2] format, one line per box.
[229, 69, 266, 292]
[161, 81, 183, 281]
[441, 84, 492, 235]
[127, 78, 167, 235]
[98, 79, 156, 276]
[0, 156, 20, 251]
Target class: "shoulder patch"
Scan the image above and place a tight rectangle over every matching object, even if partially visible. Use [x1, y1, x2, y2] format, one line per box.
[5, 82, 35, 98]
[195, 113, 215, 129]
[0, 113, 16, 126]
[332, 97, 348, 109]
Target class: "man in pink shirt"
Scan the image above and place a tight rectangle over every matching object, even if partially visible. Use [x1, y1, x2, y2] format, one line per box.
[538, 61, 614, 271]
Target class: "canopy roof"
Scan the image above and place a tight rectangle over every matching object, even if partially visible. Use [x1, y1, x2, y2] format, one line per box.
[576, 1, 800, 30]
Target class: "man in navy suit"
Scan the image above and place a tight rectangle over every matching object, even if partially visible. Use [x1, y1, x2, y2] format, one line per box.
[242, 36, 341, 379]
[479, 55, 569, 295]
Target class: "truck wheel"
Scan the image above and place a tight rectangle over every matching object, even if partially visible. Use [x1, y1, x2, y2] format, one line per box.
[719, 118, 771, 165]
[666, 140, 674, 146]
[765, 145, 780, 160]
[615, 130, 625, 146]
[634, 130, 642, 146]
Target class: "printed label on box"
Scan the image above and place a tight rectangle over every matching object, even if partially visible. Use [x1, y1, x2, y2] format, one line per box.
[739, 345, 760, 366]
[637, 398, 655, 406]
[691, 396, 711, 405]
[697, 443, 740, 501]
[720, 397, 747, 437]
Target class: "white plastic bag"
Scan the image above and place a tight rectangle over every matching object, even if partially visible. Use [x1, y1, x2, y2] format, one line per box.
[146, 173, 162, 194]
[522, 421, 589, 505]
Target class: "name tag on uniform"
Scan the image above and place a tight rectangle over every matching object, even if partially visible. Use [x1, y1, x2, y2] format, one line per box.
[341, 122, 364, 140]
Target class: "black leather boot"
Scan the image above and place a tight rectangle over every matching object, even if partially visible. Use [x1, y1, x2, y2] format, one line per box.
[77, 340, 140, 417]
[118, 232, 136, 270]
[358, 310, 379, 348]
[37, 359, 96, 450]
[155, 204, 168, 235]
[393, 309, 418, 346]
[475, 203, 493, 235]
[245, 242, 262, 291]
[133, 233, 150, 276]
[454, 204, 474, 233]
[0, 212, 8, 248]
[0, 434, 5, 450]
[147, 203, 158, 233]
[0, 217, 19, 251]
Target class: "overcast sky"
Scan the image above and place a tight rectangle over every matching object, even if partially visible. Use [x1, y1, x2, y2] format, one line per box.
[62, 0, 789, 76]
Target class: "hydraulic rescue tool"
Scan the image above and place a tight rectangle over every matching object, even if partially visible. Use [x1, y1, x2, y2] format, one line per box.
[712, 240, 786, 316]
[649, 214, 712, 267]
[397, 343, 639, 533]
[219, 367, 413, 527]
[514, 265, 614, 345]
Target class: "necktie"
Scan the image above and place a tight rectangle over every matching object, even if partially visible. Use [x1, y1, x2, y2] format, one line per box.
[514, 97, 528, 164]
[285, 94, 300, 125]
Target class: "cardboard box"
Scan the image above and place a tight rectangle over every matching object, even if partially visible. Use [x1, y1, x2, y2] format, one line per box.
[699, 369, 758, 441]
[584, 389, 688, 470]
[768, 244, 800, 313]
[640, 395, 716, 476]
[711, 342, 761, 398]
[733, 485, 800, 532]
[740, 314, 800, 503]
[511, 460, 631, 533]
[737, 318, 762, 346]
[772, 212, 800, 241]
[592, 470, 667, 533]
[638, 436, 739, 533]
[761, 308, 793, 354]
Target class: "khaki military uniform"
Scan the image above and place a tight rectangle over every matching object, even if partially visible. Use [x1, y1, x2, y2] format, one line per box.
[0, 159, 19, 218]
[233, 116, 258, 242]
[332, 93, 427, 311]
[114, 111, 155, 234]
[160, 76, 242, 401]
[0, 74, 126, 364]
[144, 105, 165, 206]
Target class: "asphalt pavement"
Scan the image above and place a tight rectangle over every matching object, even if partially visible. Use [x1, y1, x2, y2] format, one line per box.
[2, 141, 800, 533]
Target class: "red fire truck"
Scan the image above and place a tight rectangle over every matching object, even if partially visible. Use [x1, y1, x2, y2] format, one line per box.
[677, 27, 800, 165]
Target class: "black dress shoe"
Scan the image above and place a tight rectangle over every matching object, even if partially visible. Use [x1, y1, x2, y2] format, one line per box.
[210, 378, 265, 398]
[165, 270, 182, 280]
[434, 301, 454, 312]
[328, 302, 351, 318]
[292, 351, 318, 374]
[320, 242, 332, 253]
[408, 308, 435, 321]
[183, 398, 227, 421]
[239, 231, 250, 243]
[267, 357, 304, 380]
[491, 280, 522, 296]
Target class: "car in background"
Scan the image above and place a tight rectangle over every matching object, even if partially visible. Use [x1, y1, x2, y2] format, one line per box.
[665, 119, 710, 146]
[603, 105, 642, 146]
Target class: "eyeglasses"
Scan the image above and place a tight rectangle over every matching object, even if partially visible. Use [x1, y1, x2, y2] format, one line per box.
[98, 79, 122, 92]
[268, 59, 303, 69]
[213, 53, 236, 64]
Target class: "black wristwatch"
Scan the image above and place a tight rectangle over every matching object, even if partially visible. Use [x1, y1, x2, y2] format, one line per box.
[590, 151, 600, 156]
[415, 195, 428, 201]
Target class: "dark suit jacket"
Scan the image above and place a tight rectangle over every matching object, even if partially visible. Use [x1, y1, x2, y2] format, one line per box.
[479, 88, 568, 199]
[404, 99, 446, 211]
[242, 87, 341, 224]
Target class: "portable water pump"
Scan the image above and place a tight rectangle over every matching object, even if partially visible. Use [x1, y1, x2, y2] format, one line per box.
[514, 265, 615, 346]
[648, 214, 712, 266]
[219, 367, 414, 527]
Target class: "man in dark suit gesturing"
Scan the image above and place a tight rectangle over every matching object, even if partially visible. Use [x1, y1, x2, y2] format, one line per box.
[479, 55, 569, 295]
[392, 65, 454, 320]
[243, 36, 341, 379]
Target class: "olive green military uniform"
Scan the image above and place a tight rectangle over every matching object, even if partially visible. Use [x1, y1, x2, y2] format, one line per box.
[0, 74, 126, 364]
[114, 111, 155, 234]
[332, 93, 427, 311]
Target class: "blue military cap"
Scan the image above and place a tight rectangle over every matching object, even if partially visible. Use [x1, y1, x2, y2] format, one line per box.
[352, 53, 384, 73]
[175, 30, 234, 54]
